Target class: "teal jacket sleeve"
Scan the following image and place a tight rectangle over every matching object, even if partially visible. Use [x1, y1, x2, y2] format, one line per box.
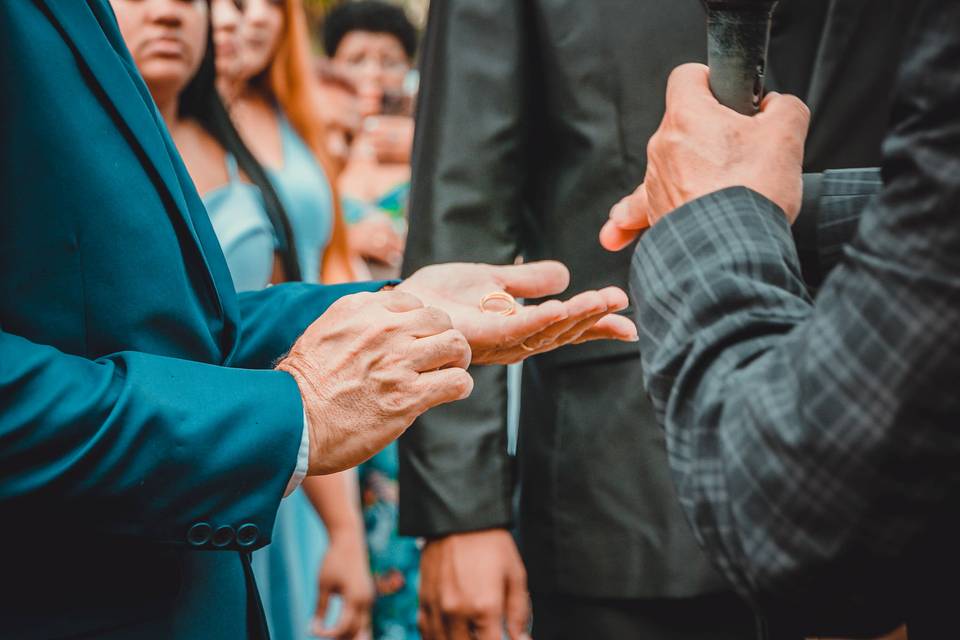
[0, 280, 393, 550]
[0, 329, 305, 551]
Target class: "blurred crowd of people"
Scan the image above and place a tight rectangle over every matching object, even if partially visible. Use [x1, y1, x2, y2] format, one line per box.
[13, 0, 950, 638]
[111, 0, 419, 638]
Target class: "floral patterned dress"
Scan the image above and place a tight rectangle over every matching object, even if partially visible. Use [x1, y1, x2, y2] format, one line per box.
[360, 441, 421, 639]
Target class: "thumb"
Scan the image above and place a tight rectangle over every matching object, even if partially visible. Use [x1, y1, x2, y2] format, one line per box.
[504, 570, 531, 640]
[600, 219, 642, 252]
[600, 190, 651, 251]
[611, 191, 651, 231]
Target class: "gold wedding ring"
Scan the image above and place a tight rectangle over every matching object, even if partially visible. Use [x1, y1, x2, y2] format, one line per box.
[479, 291, 517, 316]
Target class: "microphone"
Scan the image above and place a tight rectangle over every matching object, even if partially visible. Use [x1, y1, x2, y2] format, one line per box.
[704, 1, 779, 115]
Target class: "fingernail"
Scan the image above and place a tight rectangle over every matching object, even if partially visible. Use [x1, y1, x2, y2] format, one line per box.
[609, 201, 629, 223]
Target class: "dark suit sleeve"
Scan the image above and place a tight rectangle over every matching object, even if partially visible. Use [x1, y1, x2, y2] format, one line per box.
[398, 0, 530, 536]
[630, 3, 960, 630]
[793, 168, 883, 287]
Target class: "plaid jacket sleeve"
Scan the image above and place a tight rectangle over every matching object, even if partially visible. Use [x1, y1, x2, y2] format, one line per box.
[794, 169, 883, 286]
[631, 178, 960, 628]
[630, 5, 960, 624]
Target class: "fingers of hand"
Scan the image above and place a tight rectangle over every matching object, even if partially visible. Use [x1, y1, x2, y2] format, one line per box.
[376, 289, 425, 313]
[424, 602, 446, 640]
[311, 589, 333, 637]
[613, 190, 651, 231]
[403, 306, 455, 338]
[599, 219, 641, 251]
[601, 189, 650, 251]
[497, 299, 568, 346]
[759, 91, 812, 135]
[417, 609, 431, 640]
[535, 287, 628, 347]
[408, 330, 472, 372]
[471, 618, 503, 640]
[418, 562, 442, 640]
[503, 572, 531, 640]
[521, 290, 608, 350]
[598, 286, 629, 312]
[572, 314, 640, 344]
[414, 368, 474, 411]
[493, 260, 571, 298]
[443, 616, 472, 640]
[313, 602, 359, 640]
[493, 290, 634, 361]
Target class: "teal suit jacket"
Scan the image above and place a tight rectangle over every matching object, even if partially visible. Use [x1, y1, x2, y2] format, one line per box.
[0, 1, 382, 637]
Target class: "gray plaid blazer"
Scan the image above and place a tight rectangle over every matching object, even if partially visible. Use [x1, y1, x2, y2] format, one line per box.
[630, 2, 960, 637]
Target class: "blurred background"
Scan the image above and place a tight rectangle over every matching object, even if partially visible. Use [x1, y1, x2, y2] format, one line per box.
[305, 0, 429, 33]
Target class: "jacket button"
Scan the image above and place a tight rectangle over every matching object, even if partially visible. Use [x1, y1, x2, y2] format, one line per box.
[187, 522, 212, 546]
[212, 525, 236, 548]
[236, 523, 259, 547]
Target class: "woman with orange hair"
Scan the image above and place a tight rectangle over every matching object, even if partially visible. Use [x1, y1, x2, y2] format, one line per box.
[226, 2, 374, 639]
[230, 0, 357, 285]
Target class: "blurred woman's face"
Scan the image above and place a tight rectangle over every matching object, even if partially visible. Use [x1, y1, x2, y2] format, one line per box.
[211, 0, 245, 83]
[240, 0, 285, 80]
[210, 0, 244, 83]
[111, 0, 208, 101]
[332, 31, 410, 116]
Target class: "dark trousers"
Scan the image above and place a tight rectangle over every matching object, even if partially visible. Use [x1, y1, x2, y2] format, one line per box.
[532, 591, 765, 640]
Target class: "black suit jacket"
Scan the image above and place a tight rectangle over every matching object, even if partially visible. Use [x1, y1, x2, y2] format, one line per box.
[400, 0, 915, 599]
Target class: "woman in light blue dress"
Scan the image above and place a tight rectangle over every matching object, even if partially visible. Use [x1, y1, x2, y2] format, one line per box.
[245, 113, 360, 640]
[202, 154, 277, 291]
[229, 2, 374, 640]
[120, 2, 372, 639]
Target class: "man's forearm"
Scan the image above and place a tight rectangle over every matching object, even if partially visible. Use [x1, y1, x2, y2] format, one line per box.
[303, 470, 364, 537]
[632, 184, 960, 628]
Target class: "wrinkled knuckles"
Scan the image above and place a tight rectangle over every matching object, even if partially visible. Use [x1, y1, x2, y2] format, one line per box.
[378, 397, 414, 422]
[359, 323, 396, 348]
[335, 291, 375, 312]
[451, 370, 475, 398]
[444, 330, 472, 360]
[647, 131, 667, 165]
[424, 306, 454, 329]
[785, 95, 811, 125]
[659, 128, 688, 156]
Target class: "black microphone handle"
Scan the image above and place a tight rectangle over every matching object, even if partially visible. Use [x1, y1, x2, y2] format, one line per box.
[706, 3, 777, 115]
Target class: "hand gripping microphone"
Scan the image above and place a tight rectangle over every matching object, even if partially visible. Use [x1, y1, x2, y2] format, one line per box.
[705, 1, 779, 115]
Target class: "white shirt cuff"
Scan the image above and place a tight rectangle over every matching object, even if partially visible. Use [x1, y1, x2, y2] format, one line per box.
[283, 408, 311, 497]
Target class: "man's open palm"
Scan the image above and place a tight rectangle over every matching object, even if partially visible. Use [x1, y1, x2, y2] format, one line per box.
[399, 261, 638, 365]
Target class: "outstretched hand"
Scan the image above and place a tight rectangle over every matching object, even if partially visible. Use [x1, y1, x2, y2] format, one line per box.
[397, 261, 638, 365]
